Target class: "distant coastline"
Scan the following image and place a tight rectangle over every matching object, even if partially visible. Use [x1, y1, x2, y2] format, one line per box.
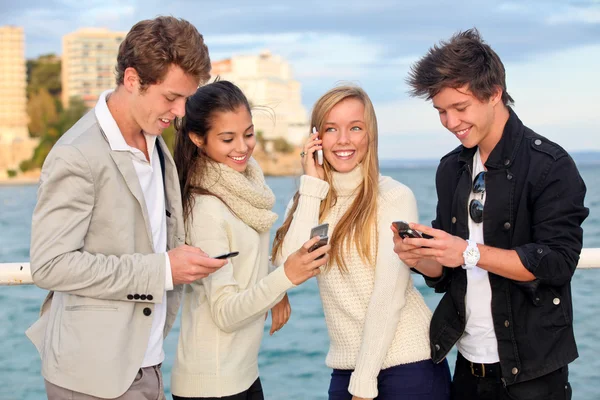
[1, 150, 599, 185]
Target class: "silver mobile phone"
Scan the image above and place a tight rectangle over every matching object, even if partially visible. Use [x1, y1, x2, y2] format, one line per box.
[309, 223, 329, 259]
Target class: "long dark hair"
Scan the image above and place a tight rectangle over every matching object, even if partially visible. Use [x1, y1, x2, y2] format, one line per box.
[174, 80, 251, 222]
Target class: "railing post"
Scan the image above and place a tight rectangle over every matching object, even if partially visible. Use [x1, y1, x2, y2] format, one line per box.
[0, 263, 33, 285]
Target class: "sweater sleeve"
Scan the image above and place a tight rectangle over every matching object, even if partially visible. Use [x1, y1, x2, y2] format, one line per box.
[187, 205, 296, 333]
[348, 184, 420, 398]
[273, 175, 330, 266]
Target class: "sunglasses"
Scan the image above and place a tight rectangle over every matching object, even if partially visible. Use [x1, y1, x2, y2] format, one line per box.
[469, 171, 486, 223]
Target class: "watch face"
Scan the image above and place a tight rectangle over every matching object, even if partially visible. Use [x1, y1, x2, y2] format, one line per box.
[465, 248, 480, 264]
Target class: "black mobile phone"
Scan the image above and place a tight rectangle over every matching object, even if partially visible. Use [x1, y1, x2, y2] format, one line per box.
[309, 223, 329, 260]
[213, 251, 239, 260]
[392, 221, 423, 239]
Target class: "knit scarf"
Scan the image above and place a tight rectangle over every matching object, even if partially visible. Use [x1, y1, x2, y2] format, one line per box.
[194, 157, 278, 233]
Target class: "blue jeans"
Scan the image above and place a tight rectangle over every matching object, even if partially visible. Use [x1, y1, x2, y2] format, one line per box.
[328, 359, 451, 400]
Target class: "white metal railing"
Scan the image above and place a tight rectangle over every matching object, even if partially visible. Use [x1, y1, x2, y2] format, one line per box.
[1, 248, 600, 286]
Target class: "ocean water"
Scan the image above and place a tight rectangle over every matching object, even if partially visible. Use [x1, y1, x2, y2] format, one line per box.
[1, 164, 599, 400]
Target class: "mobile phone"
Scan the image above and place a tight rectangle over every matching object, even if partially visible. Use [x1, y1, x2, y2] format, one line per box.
[313, 126, 323, 166]
[309, 223, 329, 259]
[392, 221, 423, 239]
[213, 251, 239, 260]
[309, 236, 329, 259]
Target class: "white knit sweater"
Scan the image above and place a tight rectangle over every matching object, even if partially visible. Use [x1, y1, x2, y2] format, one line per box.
[171, 195, 295, 398]
[278, 166, 432, 399]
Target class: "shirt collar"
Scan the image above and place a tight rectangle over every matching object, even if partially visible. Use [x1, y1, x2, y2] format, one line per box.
[94, 89, 157, 160]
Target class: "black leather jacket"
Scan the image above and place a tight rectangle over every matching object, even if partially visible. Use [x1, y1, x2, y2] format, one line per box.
[426, 108, 589, 386]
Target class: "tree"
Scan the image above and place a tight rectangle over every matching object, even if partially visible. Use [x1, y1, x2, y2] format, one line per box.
[21, 97, 87, 171]
[27, 88, 58, 137]
[27, 54, 61, 98]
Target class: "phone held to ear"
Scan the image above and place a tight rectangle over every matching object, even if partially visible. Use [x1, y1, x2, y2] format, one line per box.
[392, 221, 432, 239]
[313, 126, 323, 166]
[309, 223, 329, 259]
[213, 251, 240, 260]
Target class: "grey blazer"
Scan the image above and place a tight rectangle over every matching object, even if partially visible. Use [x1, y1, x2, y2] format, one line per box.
[26, 110, 185, 398]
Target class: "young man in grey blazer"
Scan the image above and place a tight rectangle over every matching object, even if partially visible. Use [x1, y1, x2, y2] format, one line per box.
[26, 16, 227, 400]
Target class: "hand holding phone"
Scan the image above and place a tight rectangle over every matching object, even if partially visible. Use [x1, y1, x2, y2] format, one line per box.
[313, 126, 323, 166]
[309, 223, 329, 259]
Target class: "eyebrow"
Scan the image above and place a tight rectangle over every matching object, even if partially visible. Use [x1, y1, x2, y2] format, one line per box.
[217, 124, 254, 136]
[324, 120, 365, 125]
[167, 91, 186, 98]
[433, 101, 470, 110]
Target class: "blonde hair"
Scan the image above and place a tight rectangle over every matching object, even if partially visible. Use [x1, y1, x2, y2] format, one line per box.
[271, 85, 380, 272]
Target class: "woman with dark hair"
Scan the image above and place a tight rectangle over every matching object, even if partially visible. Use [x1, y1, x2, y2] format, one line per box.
[170, 80, 329, 400]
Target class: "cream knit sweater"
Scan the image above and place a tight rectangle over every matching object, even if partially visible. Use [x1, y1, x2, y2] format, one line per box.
[278, 166, 432, 399]
[171, 195, 295, 398]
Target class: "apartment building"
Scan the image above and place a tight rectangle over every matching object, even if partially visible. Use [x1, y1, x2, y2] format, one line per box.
[61, 28, 126, 109]
[0, 26, 28, 144]
[212, 50, 309, 146]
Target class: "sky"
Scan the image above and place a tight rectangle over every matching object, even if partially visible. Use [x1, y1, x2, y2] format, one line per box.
[1, 0, 599, 160]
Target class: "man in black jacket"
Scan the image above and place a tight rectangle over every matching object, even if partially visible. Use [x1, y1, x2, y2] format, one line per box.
[394, 28, 588, 400]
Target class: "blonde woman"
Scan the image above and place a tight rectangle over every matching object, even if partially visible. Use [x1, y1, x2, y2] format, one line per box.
[271, 86, 451, 400]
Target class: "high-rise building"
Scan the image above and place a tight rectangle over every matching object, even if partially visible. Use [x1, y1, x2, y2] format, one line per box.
[212, 50, 309, 146]
[0, 25, 38, 175]
[61, 28, 126, 109]
[0, 26, 28, 144]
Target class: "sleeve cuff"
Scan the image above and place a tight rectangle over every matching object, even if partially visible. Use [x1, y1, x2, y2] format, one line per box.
[299, 175, 329, 199]
[267, 264, 297, 293]
[164, 252, 174, 291]
[348, 372, 378, 399]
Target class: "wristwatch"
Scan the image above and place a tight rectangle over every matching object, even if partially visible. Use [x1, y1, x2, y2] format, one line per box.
[462, 240, 480, 270]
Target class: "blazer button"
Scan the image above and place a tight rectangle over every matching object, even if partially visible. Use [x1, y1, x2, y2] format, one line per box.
[451, 217, 457, 224]
[140, 295, 147, 300]
[134, 294, 140, 300]
[504, 159, 510, 166]
[511, 367, 519, 375]
[127, 294, 134, 300]
[553, 297, 561, 305]
[435, 344, 440, 351]
[537, 248, 544, 254]
[503, 222, 511, 230]
[143, 307, 152, 316]
[147, 295, 153, 301]
[504, 320, 510, 328]
[506, 172, 513, 180]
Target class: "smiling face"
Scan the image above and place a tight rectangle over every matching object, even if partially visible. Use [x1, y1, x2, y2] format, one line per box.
[432, 85, 503, 151]
[321, 97, 369, 173]
[128, 64, 199, 136]
[191, 105, 255, 172]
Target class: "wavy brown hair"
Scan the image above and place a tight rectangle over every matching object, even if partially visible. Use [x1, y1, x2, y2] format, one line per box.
[116, 16, 211, 91]
[271, 86, 380, 272]
[406, 28, 514, 106]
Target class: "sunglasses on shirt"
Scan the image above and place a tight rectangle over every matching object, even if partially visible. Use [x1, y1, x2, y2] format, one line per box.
[469, 171, 486, 224]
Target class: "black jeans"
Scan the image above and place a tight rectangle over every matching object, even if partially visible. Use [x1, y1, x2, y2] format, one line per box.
[451, 353, 572, 400]
[173, 377, 264, 400]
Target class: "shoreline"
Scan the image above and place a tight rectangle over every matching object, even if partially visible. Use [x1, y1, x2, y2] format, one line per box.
[0, 177, 39, 186]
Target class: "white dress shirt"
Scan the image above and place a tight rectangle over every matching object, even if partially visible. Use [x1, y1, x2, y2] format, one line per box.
[95, 89, 173, 367]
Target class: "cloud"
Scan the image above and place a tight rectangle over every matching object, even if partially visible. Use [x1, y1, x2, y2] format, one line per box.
[546, 6, 600, 24]
[373, 43, 600, 159]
